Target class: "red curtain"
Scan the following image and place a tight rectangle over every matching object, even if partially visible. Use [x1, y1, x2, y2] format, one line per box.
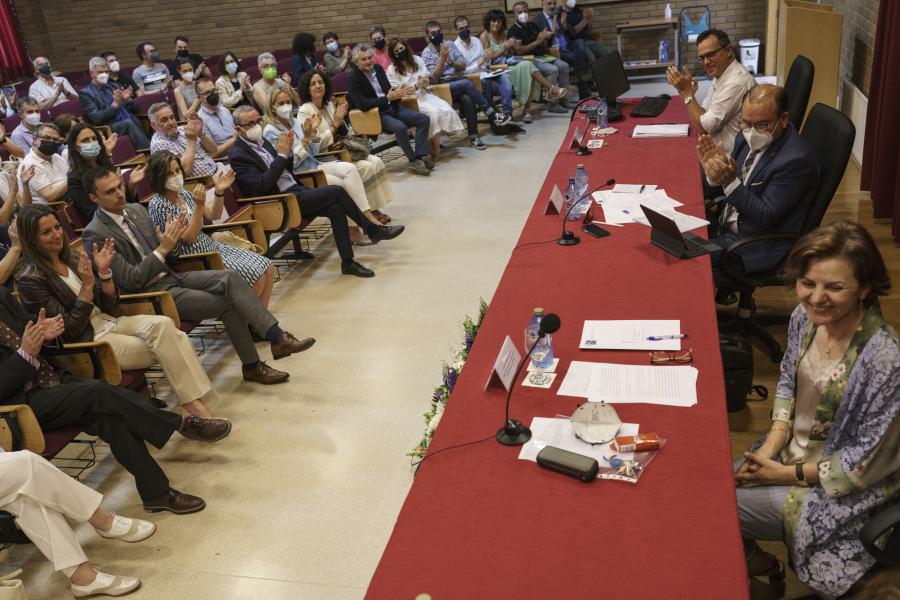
[861, 0, 900, 242]
[0, 0, 30, 83]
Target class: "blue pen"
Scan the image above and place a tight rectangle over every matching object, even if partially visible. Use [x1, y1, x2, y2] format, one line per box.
[647, 334, 687, 341]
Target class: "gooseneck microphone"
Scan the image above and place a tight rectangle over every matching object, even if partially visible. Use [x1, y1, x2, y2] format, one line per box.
[497, 313, 562, 446]
[558, 179, 615, 246]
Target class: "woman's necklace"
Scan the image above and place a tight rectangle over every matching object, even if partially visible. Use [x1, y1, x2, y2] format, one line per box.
[820, 310, 864, 359]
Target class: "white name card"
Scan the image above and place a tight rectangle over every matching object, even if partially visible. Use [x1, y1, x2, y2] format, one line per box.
[569, 126, 584, 150]
[544, 184, 564, 215]
[485, 335, 523, 391]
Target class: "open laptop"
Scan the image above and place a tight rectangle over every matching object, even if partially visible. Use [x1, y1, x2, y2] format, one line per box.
[640, 205, 722, 259]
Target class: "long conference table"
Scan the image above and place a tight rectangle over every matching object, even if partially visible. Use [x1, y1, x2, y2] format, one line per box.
[366, 102, 749, 599]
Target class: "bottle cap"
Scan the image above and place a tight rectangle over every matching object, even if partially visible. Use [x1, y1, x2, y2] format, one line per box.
[533, 307, 544, 315]
[577, 163, 584, 168]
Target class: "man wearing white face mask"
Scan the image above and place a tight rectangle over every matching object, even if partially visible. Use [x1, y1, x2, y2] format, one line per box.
[99, 51, 138, 96]
[699, 84, 819, 277]
[508, 0, 570, 114]
[79, 57, 150, 150]
[11, 97, 43, 154]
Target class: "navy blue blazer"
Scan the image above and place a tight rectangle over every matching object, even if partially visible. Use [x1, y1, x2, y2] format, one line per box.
[716, 124, 818, 273]
[347, 65, 400, 114]
[228, 137, 303, 199]
[78, 82, 140, 126]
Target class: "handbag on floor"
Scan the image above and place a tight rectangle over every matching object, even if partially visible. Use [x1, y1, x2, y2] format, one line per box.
[719, 333, 768, 412]
[0, 568, 28, 600]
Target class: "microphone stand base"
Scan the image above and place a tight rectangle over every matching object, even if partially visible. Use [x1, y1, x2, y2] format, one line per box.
[575, 147, 592, 156]
[557, 234, 581, 246]
[496, 420, 532, 446]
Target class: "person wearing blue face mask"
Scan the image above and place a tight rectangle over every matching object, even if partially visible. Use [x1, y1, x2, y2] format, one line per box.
[322, 32, 352, 76]
[66, 122, 146, 221]
[16, 123, 68, 204]
[215, 51, 253, 109]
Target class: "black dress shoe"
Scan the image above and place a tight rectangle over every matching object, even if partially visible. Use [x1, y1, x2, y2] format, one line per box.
[368, 224, 405, 242]
[341, 261, 375, 278]
[149, 397, 168, 409]
[179, 416, 232, 442]
[143, 488, 206, 514]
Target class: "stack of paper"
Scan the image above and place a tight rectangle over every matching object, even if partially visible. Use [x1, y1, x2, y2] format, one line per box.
[580, 320, 682, 351]
[632, 124, 690, 138]
[632, 206, 710, 232]
[518, 418, 638, 464]
[558, 361, 698, 408]
[612, 184, 657, 194]
[593, 189, 682, 224]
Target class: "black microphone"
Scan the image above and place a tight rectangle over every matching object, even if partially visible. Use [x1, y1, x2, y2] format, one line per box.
[497, 313, 562, 446]
[558, 178, 615, 246]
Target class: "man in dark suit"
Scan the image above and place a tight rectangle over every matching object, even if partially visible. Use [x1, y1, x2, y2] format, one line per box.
[700, 84, 819, 277]
[78, 57, 150, 149]
[0, 287, 227, 513]
[228, 106, 405, 278]
[80, 166, 313, 384]
[346, 44, 433, 176]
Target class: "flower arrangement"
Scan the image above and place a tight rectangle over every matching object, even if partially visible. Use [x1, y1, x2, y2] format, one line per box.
[408, 299, 488, 461]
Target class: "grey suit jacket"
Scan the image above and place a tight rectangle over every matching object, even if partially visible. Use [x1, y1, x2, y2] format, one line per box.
[81, 204, 180, 294]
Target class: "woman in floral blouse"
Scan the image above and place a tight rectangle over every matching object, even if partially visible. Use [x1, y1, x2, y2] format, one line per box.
[733, 221, 899, 598]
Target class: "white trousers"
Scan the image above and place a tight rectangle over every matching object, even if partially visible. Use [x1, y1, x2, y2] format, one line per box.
[0, 451, 102, 575]
[353, 155, 393, 212]
[97, 314, 217, 407]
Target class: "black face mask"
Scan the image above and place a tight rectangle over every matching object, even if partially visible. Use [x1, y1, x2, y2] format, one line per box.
[177, 49, 189, 57]
[373, 39, 386, 50]
[206, 93, 220, 106]
[430, 32, 444, 46]
[37, 139, 60, 156]
[38, 65, 52, 75]
[150, 51, 160, 62]
[395, 49, 409, 62]
[458, 28, 471, 40]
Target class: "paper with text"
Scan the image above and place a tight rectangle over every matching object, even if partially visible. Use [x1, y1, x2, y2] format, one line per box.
[580, 320, 682, 351]
[587, 364, 698, 406]
[518, 417, 637, 463]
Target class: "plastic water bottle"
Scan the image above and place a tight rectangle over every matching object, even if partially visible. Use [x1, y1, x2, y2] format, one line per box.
[574, 164, 589, 198]
[565, 177, 580, 221]
[598, 97, 609, 129]
[659, 39, 670, 64]
[526, 308, 554, 369]
[664, 3, 672, 20]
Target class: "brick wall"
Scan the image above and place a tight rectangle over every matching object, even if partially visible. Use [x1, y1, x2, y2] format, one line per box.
[823, 0, 879, 95]
[14, 0, 766, 76]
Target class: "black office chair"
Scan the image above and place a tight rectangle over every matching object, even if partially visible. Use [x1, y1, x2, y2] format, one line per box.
[717, 103, 856, 362]
[861, 501, 900, 568]
[784, 55, 814, 130]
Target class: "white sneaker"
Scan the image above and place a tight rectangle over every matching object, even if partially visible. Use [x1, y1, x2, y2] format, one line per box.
[96, 514, 156, 543]
[71, 570, 140, 598]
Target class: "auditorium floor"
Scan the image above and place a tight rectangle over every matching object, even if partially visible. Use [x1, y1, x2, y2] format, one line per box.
[6, 101, 893, 600]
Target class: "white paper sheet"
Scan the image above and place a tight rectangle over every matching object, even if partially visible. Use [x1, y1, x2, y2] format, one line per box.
[593, 189, 683, 224]
[579, 320, 682, 351]
[518, 417, 638, 463]
[633, 206, 710, 232]
[632, 124, 690, 137]
[587, 364, 698, 407]
[612, 184, 657, 194]
[557, 360, 597, 397]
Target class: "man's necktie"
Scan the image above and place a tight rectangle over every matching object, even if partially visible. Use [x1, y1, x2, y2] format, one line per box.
[0, 320, 60, 389]
[741, 150, 761, 183]
[122, 213, 183, 283]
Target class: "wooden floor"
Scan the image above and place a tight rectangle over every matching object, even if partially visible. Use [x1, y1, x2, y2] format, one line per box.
[726, 159, 900, 599]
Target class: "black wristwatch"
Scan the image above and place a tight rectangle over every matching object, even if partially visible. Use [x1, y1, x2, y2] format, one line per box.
[795, 462, 806, 482]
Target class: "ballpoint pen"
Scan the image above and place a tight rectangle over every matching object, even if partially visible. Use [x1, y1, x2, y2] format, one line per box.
[639, 185, 646, 193]
[647, 334, 687, 340]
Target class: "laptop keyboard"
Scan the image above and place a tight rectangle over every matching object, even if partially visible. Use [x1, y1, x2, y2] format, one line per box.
[684, 237, 711, 256]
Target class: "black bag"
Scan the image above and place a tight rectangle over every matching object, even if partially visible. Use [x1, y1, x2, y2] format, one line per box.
[720, 333, 767, 412]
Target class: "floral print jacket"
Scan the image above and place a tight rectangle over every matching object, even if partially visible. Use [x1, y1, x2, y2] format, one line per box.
[772, 303, 899, 598]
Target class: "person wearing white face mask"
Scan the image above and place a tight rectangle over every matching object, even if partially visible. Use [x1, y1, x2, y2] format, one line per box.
[698, 84, 819, 280]
[78, 56, 150, 150]
[173, 60, 200, 120]
[214, 51, 254, 109]
[100, 51, 139, 96]
[11, 97, 43, 154]
[508, 0, 570, 114]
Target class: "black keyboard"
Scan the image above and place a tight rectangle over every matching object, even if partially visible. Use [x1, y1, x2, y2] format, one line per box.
[631, 96, 669, 118]
[684, 237, 710, 256]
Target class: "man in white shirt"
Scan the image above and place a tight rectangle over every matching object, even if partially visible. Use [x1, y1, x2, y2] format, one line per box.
[28, 57, 79, 110]
[453, 15, 516, 122]
[666, 29, 756, 154]
[16, 123, 67, 204]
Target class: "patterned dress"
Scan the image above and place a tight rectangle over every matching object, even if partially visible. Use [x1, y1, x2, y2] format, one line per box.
[757, 303, 900, 598]
[148, 191, 271, 285]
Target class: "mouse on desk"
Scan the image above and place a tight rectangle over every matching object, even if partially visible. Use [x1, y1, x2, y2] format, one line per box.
[658, 93, 671, 100]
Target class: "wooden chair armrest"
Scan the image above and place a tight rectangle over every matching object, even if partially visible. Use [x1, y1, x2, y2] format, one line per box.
[115, 154, 148, 168]
[69, 237, 85, 253]
[46, 200, 68, 211]
[430, 83, 454, 104]
[48, 341, 122, 385]
[463, 75, 481, 94]
[295, 170, 327, 189]
[236, 193, 301, 229]
[522, 55, 535, 62]
[315, 149, 352, 163]
[118, 291, 180, 327]
[174, 251, 225, 272]
[400, 95, 420, 112]
[348, 108, 382, 136]
[202, 220, 268, 253]
[0, 404, 44, 454]
[488, 64, 508, 71]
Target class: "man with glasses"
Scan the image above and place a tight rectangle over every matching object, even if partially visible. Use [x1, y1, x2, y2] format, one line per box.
[16, 123, 68, 204]
[195, 77, 237, 156]
[79, 57, 151, 149]
[99, 51, 139, 96]
[667, 28, 756, 153]
[698, 84, 818, 280]
[28, 57, 79, 110]
[133, 42, 172, 95]
[148, 103, 218, 178]
[11, 97, 42, 154]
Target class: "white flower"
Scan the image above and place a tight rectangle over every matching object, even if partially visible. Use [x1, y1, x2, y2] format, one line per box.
[425, 403, 445, 435]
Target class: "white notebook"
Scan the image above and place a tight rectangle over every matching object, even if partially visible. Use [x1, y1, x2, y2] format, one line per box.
[632, 124, 690, 138]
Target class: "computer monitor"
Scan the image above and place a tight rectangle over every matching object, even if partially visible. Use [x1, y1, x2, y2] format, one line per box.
[590, 51, 631, 104]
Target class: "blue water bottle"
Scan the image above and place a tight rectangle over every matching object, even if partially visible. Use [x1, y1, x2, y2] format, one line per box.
[565, 177, 580, 221]
[598, 97, 609, 129]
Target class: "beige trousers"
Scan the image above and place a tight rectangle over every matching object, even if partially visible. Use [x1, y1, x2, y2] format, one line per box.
[97, 314, 218, 407]
[354, 155, 393, 212]
[0, 450, 102, 575]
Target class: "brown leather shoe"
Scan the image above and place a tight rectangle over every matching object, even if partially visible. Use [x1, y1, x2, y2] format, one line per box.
[271, 332, 316, 360]
[143, 488, 206, 514]
[242, 361, 289, 384]
[178, 416, 232, 442]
